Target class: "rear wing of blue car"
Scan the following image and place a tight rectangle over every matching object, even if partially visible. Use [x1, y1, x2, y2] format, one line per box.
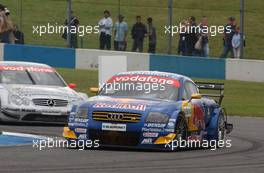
[195, 82, 225, 105]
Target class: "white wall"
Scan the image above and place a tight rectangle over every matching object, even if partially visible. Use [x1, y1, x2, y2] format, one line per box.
[76, 49, 149, 71]
[98, 56, 128, 86]
[226, 59, 264, 82]
[0, 43, 4, 61]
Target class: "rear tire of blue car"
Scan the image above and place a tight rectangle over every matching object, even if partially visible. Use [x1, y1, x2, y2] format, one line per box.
[217, 112, 225, 141]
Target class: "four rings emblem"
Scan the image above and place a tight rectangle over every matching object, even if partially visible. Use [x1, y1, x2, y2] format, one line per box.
[107, 113, 124, 120]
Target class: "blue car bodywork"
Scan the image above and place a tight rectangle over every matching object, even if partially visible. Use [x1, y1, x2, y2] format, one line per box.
[63, 71, 233, 150]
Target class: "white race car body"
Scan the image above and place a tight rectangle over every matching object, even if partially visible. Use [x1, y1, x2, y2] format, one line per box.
[0, 61, 88, 124]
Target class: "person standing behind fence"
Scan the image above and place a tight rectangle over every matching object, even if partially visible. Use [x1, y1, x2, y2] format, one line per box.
[198, 16, 209, 57]
[232, 27, 241, 59]
[178, 20, 187, 55]
[220, 16, 236, 58]
[0, 11, 15, 44]
[13, 25, 24, 44]
[62, 11, 79, 48]
[98, 10, 113, 50]
[186, 16, 198, 56]
[146, 17, 156, 53]
[114, 14, 128, 51]
[131, 16, 147, 52]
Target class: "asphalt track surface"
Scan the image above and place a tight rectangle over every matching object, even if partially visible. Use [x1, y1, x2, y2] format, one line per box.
[0, 116, 264, 173]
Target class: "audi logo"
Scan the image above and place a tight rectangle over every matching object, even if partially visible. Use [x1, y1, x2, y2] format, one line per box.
[107, 113, 124, 120]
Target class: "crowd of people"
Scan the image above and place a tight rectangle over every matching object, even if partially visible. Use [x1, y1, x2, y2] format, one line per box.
[0, 4, 24, 45]
[1, 3, 242, 59]
[177, 15, 242, 58]
[96, 10, 242, 58]
[97, 10, 157, 53]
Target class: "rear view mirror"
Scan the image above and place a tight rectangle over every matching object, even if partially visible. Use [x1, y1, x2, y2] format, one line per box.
[189, 93, 202, 102]
[68, 83, 77, 89]
[90, 87, 99, 93]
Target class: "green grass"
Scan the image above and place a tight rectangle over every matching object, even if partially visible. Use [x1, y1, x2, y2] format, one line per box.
[57, 68, 264, 117]
[2, 0, 264, 59]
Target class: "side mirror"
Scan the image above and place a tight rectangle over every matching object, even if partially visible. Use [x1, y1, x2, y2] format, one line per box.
[189, 93, 202, 102]
[68, 83, 77, 89]
[90, 87, 99, 94]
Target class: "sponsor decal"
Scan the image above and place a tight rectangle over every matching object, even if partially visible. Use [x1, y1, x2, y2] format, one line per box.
[167, 122, 175, 128]
[142, 127, 163, 133]
[141, 138, 153, 144]
[75, 118, 89, 123]
[75, 128, 87, 133]
[102, 123, 126, 132]
[144, 123, 166, 128]
[143, 132, 159, 138]
[142, 127, 174, 133]
[68, 122, 88, 127]
[0, 66, 55, 73]
[169, 118, 176, 122]
[93, 103, 146, 111]
[41, 110, 62, 115]
[108, 75, 180, 87]
[78, 134, 87, 140]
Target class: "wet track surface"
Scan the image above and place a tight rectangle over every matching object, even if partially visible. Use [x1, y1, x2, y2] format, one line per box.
[0, 116, 264, 173]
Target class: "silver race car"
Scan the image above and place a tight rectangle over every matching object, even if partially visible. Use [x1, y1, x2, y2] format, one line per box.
[0, 61, 88, 124]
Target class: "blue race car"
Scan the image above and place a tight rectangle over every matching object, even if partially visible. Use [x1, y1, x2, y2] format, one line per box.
[63, 71, 233, 150]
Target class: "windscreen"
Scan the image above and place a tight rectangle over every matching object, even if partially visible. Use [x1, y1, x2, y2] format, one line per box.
[99, 75, 180, 101]
[0, 65, 66, 87]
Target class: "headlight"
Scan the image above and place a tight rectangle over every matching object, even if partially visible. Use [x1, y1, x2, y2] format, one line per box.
[10, 95, 30, 106]
[146, 112, 169, 123]
[76, 108, 88, 119]
[10, 95, 23, 106]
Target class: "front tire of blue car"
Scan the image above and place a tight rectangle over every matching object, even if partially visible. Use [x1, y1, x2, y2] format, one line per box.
[175, 114, 188, 142]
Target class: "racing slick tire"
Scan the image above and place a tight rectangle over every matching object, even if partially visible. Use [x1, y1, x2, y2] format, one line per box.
[173, 114, 188, 150]
[217, 111, 226, 141]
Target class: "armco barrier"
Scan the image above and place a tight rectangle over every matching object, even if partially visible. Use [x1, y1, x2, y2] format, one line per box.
[150, 54, 226, 79]
[1, 44, 264, 82]
[3, 44, 75, 68]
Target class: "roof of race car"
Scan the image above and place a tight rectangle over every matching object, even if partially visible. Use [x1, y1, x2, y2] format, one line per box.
[0, 61, 52, 68]
[116, 71, 192, 81]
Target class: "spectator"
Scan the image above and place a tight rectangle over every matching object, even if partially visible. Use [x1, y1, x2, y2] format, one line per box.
[13, 25, 24, 44]
[131, 16, 147, 52]
[146, 17, 156, 53]
[232, 27, 241, 59]
[198, 16, 209, 57]
[0, 11, 15, 44]
[114, 14, 128, 51]
[178, 20, 187, 55]
[186, 16, 198, 56]
[62, 11, 79, 48]
[220, 16, 236, 58]
[98, 10, 113, 50]
[0, 4, 10, 16]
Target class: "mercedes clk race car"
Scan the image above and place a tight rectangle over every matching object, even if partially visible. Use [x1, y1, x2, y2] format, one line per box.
[0, 61, 88, 124]
[63, 71, 233, 150]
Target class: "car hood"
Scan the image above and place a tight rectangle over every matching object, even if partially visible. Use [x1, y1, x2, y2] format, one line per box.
[83, 96, 182, 115]
[3, 84, 80, 99]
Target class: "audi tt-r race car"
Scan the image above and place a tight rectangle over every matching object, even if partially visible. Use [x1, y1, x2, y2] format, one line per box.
[63, 71, 233, 150]
[0, 61, 88, 124]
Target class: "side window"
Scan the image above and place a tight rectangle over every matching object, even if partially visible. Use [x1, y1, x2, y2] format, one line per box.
[184, 81, 199, 99]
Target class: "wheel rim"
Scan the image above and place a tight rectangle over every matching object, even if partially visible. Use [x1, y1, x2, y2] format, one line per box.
[218, 115, 225, 140]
